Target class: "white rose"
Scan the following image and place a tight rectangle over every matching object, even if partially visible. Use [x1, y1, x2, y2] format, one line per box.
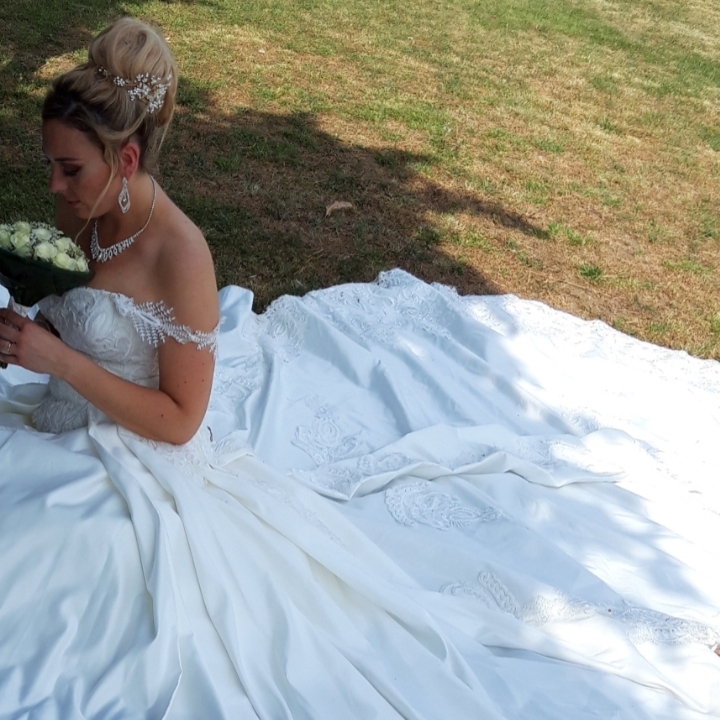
[33, 227, 54, 242]
[0, 226, 11, 250]
[74, 256, 89, 272]
[55, 236, 73, 252]
[53, 251, 75, 269]
[11, 231, 32, 251]
[14, 241, 33, 258]
[33, 241, 58, 261]
[13, 221, 31, 234]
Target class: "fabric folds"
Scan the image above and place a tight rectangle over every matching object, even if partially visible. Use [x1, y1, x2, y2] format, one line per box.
[0, 270, 718, 719]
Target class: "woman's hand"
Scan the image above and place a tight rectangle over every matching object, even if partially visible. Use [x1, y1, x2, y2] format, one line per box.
[0, 307, 69, 375]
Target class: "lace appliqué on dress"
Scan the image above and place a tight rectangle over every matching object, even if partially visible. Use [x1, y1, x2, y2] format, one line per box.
[113, 295, 219, 355]
[293, 397, 364, 466]
[385, 481, 499, 530]
[290, 398, 427, 497]
[258, 296, 307, 363]
[133, 426, 249, 487]
[442, 570, 720, 647]
[302, 269, 455, 347]
[297, 452, 416, 498]
[209, 359, 263, 413]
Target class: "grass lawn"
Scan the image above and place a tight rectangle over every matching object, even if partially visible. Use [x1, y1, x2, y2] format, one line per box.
[1, 0, 718, 359]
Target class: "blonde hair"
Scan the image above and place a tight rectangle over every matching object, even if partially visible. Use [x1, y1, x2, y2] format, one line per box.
[42, 17, 178, 186]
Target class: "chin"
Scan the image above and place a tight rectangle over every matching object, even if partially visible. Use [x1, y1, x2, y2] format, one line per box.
[68, 203, 88, 218]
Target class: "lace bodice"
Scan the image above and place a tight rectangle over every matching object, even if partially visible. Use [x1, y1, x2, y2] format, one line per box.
[32, 287, 218, 433]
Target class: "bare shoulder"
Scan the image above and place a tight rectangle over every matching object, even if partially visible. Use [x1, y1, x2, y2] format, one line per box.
[154, 205, 218, 331]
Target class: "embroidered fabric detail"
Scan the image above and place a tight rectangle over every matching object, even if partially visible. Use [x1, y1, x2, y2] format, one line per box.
[209, 358, 263, 413]
[356, 452, 414, 479]
[132, 426, 250, 488]
[385, 481, 499, 530]
[612, 606, 720, 646]
[112, 295, 219, 356]
[296, 452, 415, 498]
[290, 397, 430, 497]
[258, 295, 307, 362]
[31, 379, 90, 433]
[442, 570, 720, 647]
[293, 397, 363, 466]
[302, 269, 456, 347]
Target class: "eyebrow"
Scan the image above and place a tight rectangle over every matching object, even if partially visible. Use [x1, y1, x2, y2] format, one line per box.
[42, 149, 81, 162]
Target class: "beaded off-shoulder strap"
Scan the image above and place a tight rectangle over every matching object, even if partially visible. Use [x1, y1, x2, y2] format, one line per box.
[112, 294, 219, 356]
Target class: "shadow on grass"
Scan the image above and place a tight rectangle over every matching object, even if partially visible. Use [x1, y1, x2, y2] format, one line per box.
[162, 80, 552, 309]
[0, 0, 547, 311]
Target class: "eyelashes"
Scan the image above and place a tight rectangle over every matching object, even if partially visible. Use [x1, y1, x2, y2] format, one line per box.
[42, 157, 81, 177]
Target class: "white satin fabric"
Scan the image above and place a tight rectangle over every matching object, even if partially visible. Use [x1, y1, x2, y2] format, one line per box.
[0, 269, 718, 719]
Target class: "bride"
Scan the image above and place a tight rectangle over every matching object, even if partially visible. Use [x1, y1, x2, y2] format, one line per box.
[0, 17, 719, 720]
[0, 17, 218, 444]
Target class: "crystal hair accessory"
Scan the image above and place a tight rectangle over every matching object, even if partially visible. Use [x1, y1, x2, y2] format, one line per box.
[97, 67, 172, 114]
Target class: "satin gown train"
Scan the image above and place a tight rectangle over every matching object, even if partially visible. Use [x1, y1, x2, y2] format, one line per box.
[0, 270, 718, 719]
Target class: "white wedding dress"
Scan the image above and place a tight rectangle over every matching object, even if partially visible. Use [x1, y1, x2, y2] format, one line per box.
[0, 269, 718, 720]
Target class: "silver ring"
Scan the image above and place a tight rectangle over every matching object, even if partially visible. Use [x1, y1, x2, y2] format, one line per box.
[3, 340, 11, 354]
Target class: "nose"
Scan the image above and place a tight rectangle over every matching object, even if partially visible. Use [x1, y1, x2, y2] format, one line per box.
[47, 165, 66, 195]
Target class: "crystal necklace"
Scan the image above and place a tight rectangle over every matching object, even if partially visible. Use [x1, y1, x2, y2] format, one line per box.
[90, 176, 157, 263]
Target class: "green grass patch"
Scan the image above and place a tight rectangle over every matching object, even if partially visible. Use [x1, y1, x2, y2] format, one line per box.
[507, 239, 543, 270]
[597, 116, 621, 134]
[589, 74, 619, 94]
[449, 229, 493, 251]
[578, 263, 603, 282]
[532, 138, 564, 154]
[647, 220, 667, 244]
[663, 259, 714, 274]
[709, 313, 720, 336]
[648, 320, 671, 337]
[566, 227, 593, 246]
[700, 126, 720, 153]
[524, 179, 550, 205]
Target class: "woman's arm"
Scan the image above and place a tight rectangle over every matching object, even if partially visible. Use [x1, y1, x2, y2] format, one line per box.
[0, 307, 216, 444]
[61, 340, 215, 445]
[0, 310, 218, 446]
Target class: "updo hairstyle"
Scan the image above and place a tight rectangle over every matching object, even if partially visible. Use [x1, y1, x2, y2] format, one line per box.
[42, 17, 178, 180]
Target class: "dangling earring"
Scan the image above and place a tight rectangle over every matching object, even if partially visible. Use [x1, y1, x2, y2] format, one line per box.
[118, 177, 131, 214]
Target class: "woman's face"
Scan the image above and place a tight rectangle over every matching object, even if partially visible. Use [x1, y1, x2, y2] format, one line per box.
[42, 119, 118, 219]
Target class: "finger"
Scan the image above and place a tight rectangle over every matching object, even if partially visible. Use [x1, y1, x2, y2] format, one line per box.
[0, 338, 16, 356]
[0, 308, 24, 330]
[0, 324, 20, 344]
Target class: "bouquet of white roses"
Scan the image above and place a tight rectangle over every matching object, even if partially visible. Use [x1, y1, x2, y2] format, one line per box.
[0, 221, 93, 307]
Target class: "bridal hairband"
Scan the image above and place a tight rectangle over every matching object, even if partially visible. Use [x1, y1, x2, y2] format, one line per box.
[97, 66, 172, 114]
